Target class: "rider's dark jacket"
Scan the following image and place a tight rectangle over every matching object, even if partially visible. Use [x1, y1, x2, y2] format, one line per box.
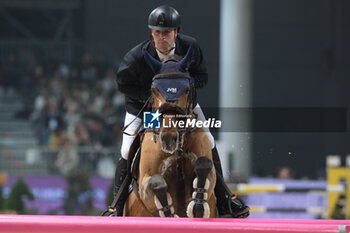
[116, 33, 208, 116]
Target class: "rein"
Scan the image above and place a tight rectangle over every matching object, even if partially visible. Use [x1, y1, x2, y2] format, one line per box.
[121, 96, 152, 136]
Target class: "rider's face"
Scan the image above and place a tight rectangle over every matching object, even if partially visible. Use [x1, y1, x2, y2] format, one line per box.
[151, 29, 177, 54]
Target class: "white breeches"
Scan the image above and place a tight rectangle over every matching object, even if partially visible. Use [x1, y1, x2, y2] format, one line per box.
[192, 104, 215, 149]
[120, 111, 142, 160]
[120, 104, 215, 160]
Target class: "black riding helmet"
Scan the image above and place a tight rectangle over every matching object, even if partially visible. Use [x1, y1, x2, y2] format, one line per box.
[148, 5, 181, 31]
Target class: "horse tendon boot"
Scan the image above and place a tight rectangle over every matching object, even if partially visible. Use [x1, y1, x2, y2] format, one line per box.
[187, 156, 213, 218]
[148, 174, 178, 217]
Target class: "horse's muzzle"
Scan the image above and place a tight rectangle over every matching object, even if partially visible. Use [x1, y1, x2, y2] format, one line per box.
[160, 131, 179, 154]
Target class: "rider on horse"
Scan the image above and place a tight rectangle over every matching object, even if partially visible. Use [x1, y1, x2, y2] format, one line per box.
[111, 5, 249, 218]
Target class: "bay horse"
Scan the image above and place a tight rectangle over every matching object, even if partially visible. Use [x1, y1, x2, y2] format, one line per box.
[123, 46, 217, 218]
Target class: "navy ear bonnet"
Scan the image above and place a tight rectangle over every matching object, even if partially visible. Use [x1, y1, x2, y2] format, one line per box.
[152, 75, 190, 102]
[143, 45, 194, 102]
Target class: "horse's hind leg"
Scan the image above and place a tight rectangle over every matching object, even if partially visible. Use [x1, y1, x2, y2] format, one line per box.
[187, 156, 213, 218]
[148, 174, 177, 217]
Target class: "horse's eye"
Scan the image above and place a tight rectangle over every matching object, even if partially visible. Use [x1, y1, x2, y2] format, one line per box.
[184, 88, 190, 95]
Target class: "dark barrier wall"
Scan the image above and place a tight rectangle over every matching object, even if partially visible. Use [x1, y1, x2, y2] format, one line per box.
[251, 0, 350, 178]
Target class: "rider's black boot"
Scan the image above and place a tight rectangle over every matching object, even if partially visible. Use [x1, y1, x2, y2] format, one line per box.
[212, 146, 250, 218]
[111, 157, 131, 216]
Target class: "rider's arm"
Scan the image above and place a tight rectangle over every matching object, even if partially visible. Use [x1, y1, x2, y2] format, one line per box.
[189, 42, 208, 89]
[116, 49, 151, 102]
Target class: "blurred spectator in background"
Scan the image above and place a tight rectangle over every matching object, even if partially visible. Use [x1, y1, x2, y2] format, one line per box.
[1, 49, 125, 177]
[55, 139, 80, 176]
[79, 52, 96, 87]
[86, 116, 105, 148]
[22, 51, 125, 150]
[67, 67, 80, 90]
[62, 94, 81, 142]
[277, 166, 295, 180]
[41, 99, 65, 146]
[74, 119, 91, 146]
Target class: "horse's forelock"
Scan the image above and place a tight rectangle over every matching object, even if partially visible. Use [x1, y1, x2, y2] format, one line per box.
[159, 102, 186, 115]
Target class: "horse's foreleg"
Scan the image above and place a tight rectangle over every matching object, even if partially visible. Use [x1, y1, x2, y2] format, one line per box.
[187, 156, 213, 218]
[146, 174, 178, 217]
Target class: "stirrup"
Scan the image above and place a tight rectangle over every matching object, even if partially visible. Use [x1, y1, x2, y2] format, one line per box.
[228, 194, 250, 218]
[101, 207, 117, 216]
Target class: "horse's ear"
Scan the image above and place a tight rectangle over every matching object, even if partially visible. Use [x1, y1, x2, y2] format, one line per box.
[179, 45, 194, 72]
[143, 48, 162, 74]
